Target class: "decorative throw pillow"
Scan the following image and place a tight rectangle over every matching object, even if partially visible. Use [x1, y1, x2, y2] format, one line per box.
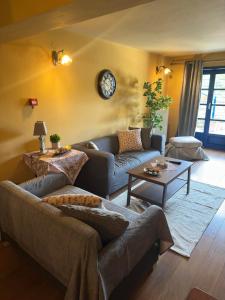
[59, 204, 129, 243]
[118, 129, 143, 154]
[86, 141, 99, 150]
[129, 127, 152, 150]
[42, 194, 102, 208]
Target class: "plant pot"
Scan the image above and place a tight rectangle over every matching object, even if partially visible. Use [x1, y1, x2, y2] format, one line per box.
[143, 117, 153, 129]
[51, 142, 60, 149]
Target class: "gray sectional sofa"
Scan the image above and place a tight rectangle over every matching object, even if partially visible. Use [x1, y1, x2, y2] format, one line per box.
[0, 173, 173, 300]
[73, 133, 165, 198]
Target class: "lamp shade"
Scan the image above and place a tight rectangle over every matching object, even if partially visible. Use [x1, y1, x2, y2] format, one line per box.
[33, 121, 47, 136]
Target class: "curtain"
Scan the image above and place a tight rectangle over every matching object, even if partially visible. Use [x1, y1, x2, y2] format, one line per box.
[177, 60, 203, 136]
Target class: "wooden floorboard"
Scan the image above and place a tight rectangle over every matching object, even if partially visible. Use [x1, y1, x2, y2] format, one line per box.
[0, 243, 66, 300]
[1, 149, 225, 300]
[130, 149, 225, 300]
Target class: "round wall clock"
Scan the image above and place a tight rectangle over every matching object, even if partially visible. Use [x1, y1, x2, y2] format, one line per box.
[98, 69, 116, 99]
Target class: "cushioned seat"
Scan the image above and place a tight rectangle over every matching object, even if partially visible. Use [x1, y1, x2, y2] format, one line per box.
[114, 150, 159, 175]
[130, 150, 160, 163]
[169, 136, 202, 148]
[166, 136, 208, 161]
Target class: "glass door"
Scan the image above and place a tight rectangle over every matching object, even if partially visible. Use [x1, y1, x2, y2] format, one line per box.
[195, 67, 225, 150]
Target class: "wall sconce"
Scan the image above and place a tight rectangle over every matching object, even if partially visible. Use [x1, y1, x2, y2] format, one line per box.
[156, 65, 172, 75]
[52, 50, 72, 66]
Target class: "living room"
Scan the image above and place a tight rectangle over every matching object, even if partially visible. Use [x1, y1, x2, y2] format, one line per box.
[0, 0, 225, 299]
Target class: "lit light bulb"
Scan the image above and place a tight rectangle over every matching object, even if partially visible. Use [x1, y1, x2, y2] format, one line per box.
[61, 54, 72, 65]
[164, 67, 172, 75]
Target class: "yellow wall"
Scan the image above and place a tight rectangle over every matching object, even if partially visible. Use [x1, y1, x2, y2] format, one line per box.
[0, 29, 164, 182]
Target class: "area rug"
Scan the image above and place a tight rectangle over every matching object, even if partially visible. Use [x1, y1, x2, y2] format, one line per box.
[112, 180, 225, 258]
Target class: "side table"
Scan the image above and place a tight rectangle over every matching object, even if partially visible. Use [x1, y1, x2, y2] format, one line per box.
[23, 149, 88, 184]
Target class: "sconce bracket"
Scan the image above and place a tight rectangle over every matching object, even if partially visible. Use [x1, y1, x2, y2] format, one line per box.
[52, 49, 64, 65]
[156, 65, 172, 75]
[156, 65, 164, 74]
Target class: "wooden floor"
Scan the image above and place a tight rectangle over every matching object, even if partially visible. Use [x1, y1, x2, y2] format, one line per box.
[1, 149, 225, 300]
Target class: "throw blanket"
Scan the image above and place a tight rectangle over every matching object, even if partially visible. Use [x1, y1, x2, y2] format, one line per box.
[0, 181, 173, 300]
[23, 149, 88, 184]
[99, 202, 173, 299]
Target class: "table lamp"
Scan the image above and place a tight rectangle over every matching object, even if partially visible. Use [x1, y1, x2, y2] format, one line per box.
[33, 121, 47, 153]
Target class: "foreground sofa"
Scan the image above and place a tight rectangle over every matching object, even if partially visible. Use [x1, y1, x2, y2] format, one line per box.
[0, 173, 173, 300]
[73, 133, 165, 198]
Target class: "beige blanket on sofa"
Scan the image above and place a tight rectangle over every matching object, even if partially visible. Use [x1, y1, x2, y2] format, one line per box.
[0, 180, 173, 300]
[0, 181, 103, 300]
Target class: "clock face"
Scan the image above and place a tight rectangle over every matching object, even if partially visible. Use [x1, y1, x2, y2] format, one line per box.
[98, 70, 116, 99]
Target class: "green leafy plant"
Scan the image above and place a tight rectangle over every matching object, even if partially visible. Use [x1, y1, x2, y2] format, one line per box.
[50, 134, 61, 143]
[142, 78, 173, 130]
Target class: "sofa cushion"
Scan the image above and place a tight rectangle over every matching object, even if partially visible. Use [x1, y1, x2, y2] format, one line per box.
[91, 135, 119, 154]
[44, 185, 139, 222]
[130, 150, 160, 163]
[58, 204, 129, 243]
[114, 150, 160, 175]
[118, 129, 143, 154]
[45, 185, 91, 197]
[20, 173, 70, 198]
[42, 194, 102, 208]
[129, 127, 152, 150]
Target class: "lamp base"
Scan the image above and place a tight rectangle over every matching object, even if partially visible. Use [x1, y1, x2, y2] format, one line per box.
[39, 135, 46, 154]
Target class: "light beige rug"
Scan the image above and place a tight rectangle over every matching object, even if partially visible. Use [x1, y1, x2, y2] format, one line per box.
[112, 180, 225, 257]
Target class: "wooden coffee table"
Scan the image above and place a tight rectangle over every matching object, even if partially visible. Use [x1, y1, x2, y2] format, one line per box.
[127, 157, 193, 208]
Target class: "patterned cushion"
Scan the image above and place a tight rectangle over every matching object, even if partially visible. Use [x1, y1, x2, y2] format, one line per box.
[118, 129, 143, 154]
[129, 127, 152, 150]
[42, 194, 102, 208]
[58, 204, 129, 243]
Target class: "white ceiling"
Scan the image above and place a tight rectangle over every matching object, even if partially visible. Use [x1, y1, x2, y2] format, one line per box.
[69, 0, 225, 57]
[0, 0, 155, 43]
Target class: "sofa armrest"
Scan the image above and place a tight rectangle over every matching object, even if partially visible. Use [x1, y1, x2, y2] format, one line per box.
[151, 134, 165, 154]
[0, 180, 102, 298]
[98, 205, 173, 298]
[73, 145, 115, 197]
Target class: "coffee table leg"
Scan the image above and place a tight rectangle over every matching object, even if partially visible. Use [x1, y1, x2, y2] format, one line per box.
[127, 175, 132, 206]
[187, 167, 191, 195]
[162, 185, 167, 208]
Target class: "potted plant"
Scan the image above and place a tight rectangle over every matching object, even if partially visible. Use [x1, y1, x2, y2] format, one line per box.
[50, 134, 61, 149]
[142, 78, 173, 130]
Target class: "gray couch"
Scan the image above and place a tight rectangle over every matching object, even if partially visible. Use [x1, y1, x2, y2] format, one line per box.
[0, 173, 173, 300]
[73, 133, 165, 198]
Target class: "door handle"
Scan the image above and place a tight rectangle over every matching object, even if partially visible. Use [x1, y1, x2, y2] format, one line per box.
[208, 103, 211, 110]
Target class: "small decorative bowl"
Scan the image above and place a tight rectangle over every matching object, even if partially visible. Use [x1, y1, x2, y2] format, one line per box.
[144, 167, 160, 177]
[53, 147, 71, 156]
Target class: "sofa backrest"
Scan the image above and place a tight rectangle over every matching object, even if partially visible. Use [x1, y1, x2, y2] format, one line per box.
[91, 134, 119, 154]
[20, 173, 70, 198]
